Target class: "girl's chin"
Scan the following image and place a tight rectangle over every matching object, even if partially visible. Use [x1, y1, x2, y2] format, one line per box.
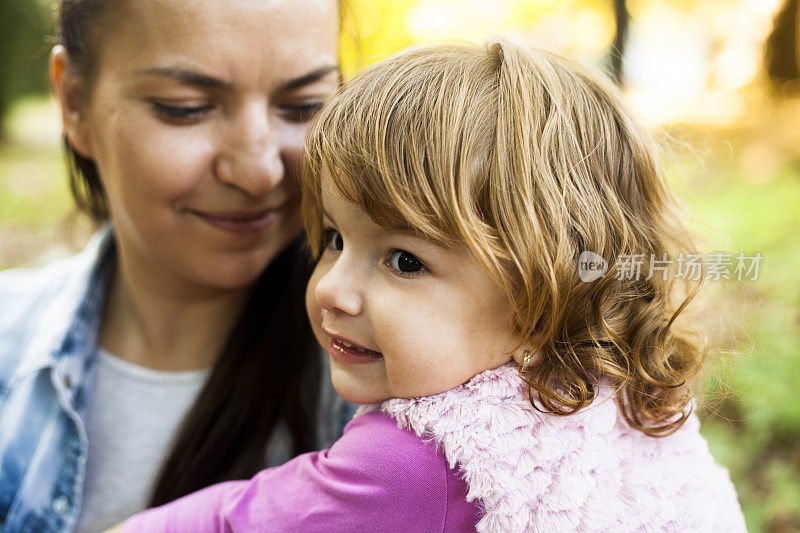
[329, 367, 391, 405]
[332, 386, 390, 406]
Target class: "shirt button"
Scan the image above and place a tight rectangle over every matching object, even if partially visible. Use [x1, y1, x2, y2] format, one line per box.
[52, 495, 70, 514]
[63, 375, 73, 389]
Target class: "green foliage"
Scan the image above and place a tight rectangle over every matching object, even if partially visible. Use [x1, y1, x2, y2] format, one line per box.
[0, 0, 56, 138]
[0, 96, 77, 270]
[0, 143, 68, 229]
[680, 159, 800, 532]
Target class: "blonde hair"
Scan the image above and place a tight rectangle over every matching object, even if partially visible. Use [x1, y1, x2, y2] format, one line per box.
[303, 39, 706, 437]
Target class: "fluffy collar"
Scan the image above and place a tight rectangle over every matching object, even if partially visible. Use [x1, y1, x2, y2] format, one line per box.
[359, 363, 745, 532]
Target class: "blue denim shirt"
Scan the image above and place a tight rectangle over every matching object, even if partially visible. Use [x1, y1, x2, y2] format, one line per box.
[0, 228, 355, 532]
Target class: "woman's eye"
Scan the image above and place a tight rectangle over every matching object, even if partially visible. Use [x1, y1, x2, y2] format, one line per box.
[281, 102, 325, 122]
[152, 102, 213, 123]
[322, 228, 343, 252]
[386, 250, 426, 276]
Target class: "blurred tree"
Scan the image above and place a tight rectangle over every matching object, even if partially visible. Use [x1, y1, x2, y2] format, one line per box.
[0, 0, 54, 139]
[764, 0, 799, 92]
[608, 0, 630, 86]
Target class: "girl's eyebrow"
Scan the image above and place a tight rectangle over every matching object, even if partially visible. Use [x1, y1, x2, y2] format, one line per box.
[322, 204, 429, 242]
[322, 207, 398, 239]
[133, 64, 340, 92]
[321, 208, 339, 228]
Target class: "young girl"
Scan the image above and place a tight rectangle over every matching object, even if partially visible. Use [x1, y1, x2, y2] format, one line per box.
[118, 39, 746, 532]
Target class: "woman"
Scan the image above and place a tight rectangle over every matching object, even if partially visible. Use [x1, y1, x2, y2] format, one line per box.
[0, 0, 348, 531]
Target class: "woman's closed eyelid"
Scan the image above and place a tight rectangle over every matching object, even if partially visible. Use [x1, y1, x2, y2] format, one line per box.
[149, 95, 326, 125]
[151, 101, 214, 123]
[278, 101, 326, 122]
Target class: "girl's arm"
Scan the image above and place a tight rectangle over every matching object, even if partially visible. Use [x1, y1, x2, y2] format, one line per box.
[119, 411, 466, 532]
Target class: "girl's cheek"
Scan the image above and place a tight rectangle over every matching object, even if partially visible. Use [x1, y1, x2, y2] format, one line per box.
[305, 267, 327, 343]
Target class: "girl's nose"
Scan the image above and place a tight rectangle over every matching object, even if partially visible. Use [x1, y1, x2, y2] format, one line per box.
[214, 104, 284, 196]
[314, 257, 363, 317]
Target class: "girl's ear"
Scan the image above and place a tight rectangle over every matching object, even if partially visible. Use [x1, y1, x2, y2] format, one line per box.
[50, 45, 94, 159]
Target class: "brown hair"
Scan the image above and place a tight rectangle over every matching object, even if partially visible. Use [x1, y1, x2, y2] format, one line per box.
[303, 39, 706, 437]
[56, 0, 344, 504]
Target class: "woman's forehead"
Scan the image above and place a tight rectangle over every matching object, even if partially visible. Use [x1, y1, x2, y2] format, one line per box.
[92, 0, 340, 90]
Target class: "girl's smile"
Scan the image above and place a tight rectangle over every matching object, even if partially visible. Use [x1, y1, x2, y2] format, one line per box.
[326, 331, 384, 365]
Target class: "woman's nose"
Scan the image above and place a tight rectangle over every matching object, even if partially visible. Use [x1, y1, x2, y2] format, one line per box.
[314, 257, 363, 317]
[214, 104, 284, 196]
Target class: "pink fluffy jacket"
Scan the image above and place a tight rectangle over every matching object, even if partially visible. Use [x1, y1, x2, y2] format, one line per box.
[359, 363, 746, 532]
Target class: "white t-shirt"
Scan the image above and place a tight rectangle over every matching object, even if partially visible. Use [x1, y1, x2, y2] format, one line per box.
[75, 349, 210, 533]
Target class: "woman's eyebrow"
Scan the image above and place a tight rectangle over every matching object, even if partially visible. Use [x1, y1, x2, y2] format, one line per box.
[278, 65, 340, 91]
[132, 64, 340, 92]
[134, 67, 234, 90]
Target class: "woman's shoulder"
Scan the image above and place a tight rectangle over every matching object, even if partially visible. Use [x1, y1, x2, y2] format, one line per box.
[0, 228, 112, 306]
[0, 256, 80, 380]
[0, 228, 114, 380]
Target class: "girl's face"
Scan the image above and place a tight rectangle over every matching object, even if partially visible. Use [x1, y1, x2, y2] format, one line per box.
[60, 0, 340, 291]
[306, 175, 520, 404]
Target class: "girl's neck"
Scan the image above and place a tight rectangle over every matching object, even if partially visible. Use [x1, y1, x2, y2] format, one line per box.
[99, 247, 251, 372]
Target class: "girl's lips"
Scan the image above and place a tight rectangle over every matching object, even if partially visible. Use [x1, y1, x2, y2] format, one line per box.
[191, 207, 281, 236]
[328, 336, 383, 365]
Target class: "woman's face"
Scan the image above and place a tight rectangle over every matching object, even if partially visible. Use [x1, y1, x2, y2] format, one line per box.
[65, 0, 340, 291]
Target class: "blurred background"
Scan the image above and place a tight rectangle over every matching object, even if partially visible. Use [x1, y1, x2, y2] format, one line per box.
[1, 0, 798, 530]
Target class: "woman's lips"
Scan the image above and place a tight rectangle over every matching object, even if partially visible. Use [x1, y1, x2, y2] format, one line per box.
[190, 207, 282, 236]
[328, 335, 383, 365]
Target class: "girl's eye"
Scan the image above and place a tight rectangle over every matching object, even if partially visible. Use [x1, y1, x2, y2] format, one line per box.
[386, 250, 426, 276]
[322, 228, 343, 252]
[281, 102, 325, 122]
[152, 102, 213, 123]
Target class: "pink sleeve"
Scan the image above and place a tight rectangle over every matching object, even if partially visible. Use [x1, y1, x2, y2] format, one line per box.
[122, 411, 465, 532]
